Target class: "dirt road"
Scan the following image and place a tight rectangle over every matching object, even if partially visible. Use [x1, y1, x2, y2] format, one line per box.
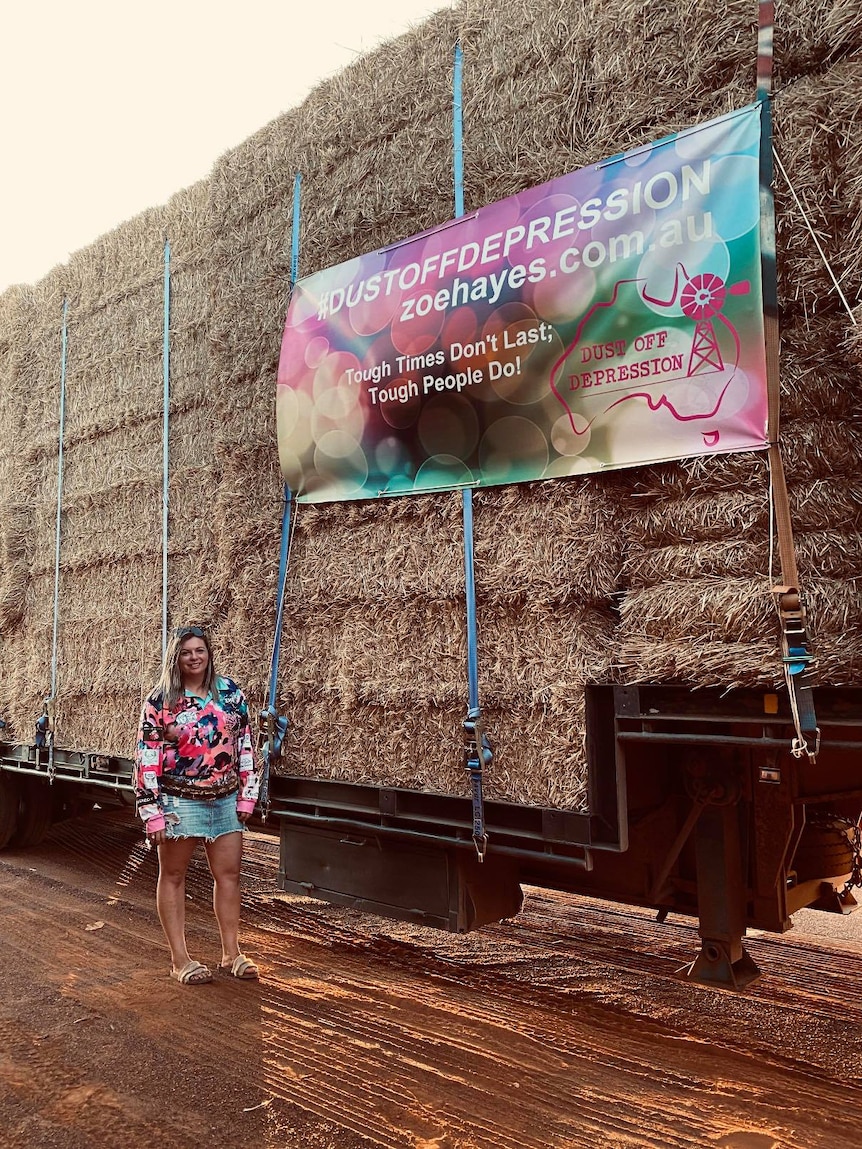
[0, 809, 859, 1149]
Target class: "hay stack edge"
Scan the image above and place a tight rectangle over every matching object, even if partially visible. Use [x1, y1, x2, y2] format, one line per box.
[0, 0, 859, 811]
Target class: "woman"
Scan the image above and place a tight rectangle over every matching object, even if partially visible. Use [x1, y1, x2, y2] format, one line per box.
[135, 625, 261, 985]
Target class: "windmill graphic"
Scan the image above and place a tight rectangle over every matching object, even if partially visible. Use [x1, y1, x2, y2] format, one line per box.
[549, 262, 755, 441]
[678, 271, 750, 376]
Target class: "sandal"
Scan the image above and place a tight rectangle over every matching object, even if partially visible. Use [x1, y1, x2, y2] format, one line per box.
[171, 959, 213, 985]
[219, 953, 259, 980]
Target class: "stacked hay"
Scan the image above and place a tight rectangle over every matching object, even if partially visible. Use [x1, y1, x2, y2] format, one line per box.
[57, 208, 166, 751]
[161, 182, 223, 639]
[61, 179, 219, 754]
[616, 37, 862, 689]
[457, 0, 755, 203]
[851, 308, 862, 363]
[202, 3, 636, 809]
[0, 285, 32, 732]
[203, 6, 466, 704]
[0, 287, 29, 622]
[201, 0, 860, 808]
[268, 478, 622, 808]
[2, 0, 859, 810]
[3, 270, 68, 740]
[0, 180, 219, 754]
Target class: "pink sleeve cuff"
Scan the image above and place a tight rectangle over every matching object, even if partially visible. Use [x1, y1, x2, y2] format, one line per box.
[145, 814, 166, 833]
[236, 799, 256, 815]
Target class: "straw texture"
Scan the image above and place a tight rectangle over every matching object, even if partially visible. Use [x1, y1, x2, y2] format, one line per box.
[0, 0, 858, 812]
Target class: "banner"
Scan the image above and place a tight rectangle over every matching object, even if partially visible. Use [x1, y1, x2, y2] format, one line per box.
[277, 103, 768, 502]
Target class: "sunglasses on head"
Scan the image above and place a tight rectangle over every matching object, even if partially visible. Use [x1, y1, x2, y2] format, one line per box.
[174, 626, 206, 639]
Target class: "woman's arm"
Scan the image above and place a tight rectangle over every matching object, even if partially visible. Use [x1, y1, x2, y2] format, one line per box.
[134, 695, 166, 835]
[234, 688, 261, 821]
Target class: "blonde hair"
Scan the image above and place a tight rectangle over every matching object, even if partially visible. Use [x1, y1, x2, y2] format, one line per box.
[155, 626, 218, 708]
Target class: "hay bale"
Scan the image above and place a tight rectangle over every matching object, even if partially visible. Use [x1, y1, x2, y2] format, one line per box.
[473, 478, 625, 604]
[12, 571, 54, 733]
[780, 314, 862, 419]
[773, 59, 862, 321]
[275, 596, 614, 702]
[264, 582, 614, 807]
[282, 478, 624, 607]
[166, 404, 221, 629]
[242, 474, 621, 807]
[281, 685, 590, 809]
[162, 180, 218, 411]
[286, 492, 466, 605]
[624, 527, 862, 588]
[617, 574, 862, 689]
[8, 272, 68, 458]
[461, 0, 753, 193]
[848, 309, 862, 364]
[160, 180, 222, 641]
[616, 303, 862, 693]
[774, 0, 862, 69]
[0, 287, 31, 639]
[65, 187, 216, 750]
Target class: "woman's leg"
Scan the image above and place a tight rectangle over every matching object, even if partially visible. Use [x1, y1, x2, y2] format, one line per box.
[156, 836, 202, 974]
[204, 830, 245, 965]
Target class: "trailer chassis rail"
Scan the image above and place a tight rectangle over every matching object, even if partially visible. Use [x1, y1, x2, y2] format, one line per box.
[0, 742, 134, 792]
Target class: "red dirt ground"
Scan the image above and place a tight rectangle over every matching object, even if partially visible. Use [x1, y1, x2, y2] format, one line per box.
[0, 809, 860, 1149]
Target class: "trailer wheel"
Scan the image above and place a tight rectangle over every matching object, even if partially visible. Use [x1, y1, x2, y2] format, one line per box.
[10, 777, 54, 848]
[0, 772, 20, 849]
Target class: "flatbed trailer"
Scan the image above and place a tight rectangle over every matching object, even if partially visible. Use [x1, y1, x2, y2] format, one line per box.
[0, 742, 135, 849]
[4, 682, 858, 990]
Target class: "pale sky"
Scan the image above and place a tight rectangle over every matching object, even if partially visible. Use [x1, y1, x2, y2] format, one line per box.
[0, 0, 448, 293]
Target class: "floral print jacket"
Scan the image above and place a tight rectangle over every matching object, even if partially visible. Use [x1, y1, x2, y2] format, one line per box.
[134, 676, 259, 832]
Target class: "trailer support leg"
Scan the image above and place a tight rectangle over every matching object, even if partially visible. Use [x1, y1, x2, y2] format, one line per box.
[681, 799, 760, 990]
[810, 882, 857, 915]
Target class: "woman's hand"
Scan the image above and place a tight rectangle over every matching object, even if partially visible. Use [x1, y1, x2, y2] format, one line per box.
[237, 809, 253, 824]
[147, 826, 167, 845]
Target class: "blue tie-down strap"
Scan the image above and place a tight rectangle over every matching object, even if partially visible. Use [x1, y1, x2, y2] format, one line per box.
[783, 644, 814, 676]
[35, 711, 51, 749]
[257, 707, 289, 818]
[259, 706, 289, 760]
[773, 586, 818, 742]
[463, 710, 492, 861]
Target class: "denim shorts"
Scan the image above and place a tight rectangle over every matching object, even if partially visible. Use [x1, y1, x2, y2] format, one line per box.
[159, 791, 245, 842]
